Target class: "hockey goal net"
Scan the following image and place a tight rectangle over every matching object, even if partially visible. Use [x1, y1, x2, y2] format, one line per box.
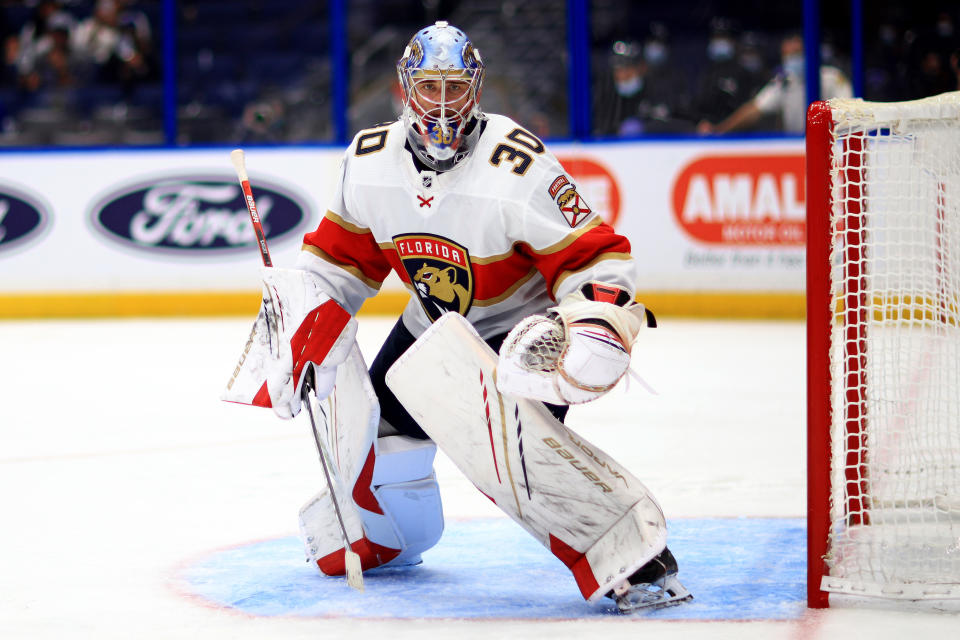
[807, 92, 960, 609]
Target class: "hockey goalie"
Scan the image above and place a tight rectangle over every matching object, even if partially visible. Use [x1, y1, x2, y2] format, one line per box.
[222, 21, 692, 613]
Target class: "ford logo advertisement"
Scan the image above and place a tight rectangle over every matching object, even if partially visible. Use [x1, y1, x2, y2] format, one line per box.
[90, 175, 312, 255]
[0, 186, 49, 253]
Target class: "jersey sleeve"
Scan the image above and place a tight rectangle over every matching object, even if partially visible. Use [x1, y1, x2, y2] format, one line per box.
[517, 152, 638, 302]
[752, 75, 784, 114]
[823, 66, 852, 99]
[295, 153, 393, 315]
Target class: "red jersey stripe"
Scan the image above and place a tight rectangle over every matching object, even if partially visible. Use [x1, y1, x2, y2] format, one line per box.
[376, 222, 630, 306]
[303, 214, 392, 287]
[522, 222, 632, 296]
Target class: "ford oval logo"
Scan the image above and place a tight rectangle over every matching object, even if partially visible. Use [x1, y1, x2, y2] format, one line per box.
[0, 186, 49, 253]
[90, 174, 312, 254]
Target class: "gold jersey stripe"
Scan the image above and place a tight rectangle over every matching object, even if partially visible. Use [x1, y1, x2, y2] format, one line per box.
[301, 244, 384, 291]
[472, 267, 539, 307]
[324, 210, 373, 235]
[377, 221, 604, 265]
[471, 245, 523, 265]
[524, 217, 604, 256]
[550, 252, 633, 297]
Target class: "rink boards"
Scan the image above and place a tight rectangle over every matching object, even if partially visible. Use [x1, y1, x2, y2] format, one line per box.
[0, 139, 806, 319]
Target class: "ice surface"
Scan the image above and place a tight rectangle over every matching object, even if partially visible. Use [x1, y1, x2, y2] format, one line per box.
[1, 316, 957, 638]
[178, 517, 807, 620]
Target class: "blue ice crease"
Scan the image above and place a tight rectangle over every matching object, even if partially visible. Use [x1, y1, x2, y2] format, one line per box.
[178, 517, 806, 620]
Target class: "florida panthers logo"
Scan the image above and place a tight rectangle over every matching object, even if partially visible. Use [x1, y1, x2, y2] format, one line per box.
[394, 233, 474, 321]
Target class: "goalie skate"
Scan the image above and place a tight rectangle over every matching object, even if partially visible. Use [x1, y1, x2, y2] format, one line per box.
[610, 547, 693, 613]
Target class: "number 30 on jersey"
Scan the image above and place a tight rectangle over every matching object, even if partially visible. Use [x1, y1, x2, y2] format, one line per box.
[489, 128, 544, 176]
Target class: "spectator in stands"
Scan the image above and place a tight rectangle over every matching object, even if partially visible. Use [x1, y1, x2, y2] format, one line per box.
[1, 6, 20, 133]
[116, 0, 154, 51]
[639, 22, 693, 131]
[73, 0, 128, 83]
[592, 40, 643, 136]
[592, 31, 692, 137]
[736, 31, 770, 85]
[903, 12, 959, 99]
[924, 11, 959, 59]
[734, 31, 778, 129]
[72, 0, 156, 93]
[693, 19, 764, 131]
[909, 47, 956, 98]
[865, 21, 909, 101]
[697, 33, 852, 135]
[116, 0, 158, 85]
[15, 0, 77, 92]
[36, 12, 79, 88]
[2, 8, 21, 87]
[235, 97, 288, 143]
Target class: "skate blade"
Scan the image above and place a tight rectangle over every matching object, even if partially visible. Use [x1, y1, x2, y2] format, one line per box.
[619, 591, 693, 613]
[344, 549, 365, 592]
[616, 575, 692, 614]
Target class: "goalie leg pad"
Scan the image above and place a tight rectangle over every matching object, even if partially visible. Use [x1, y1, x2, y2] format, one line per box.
[368, 434, 444, 567]
[298, 343, 390, 574]
[386, 312, 668, 601]
[298, 346, 443, 574]
[300, 436, 444, 572]
[299, 485, 399, 574]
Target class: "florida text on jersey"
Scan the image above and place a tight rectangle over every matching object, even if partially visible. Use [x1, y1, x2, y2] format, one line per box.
[296, 113, 639, 339]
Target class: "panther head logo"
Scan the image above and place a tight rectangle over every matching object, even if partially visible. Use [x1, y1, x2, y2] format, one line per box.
[394, 233, 474, 322]
[413, 263, 470, 315]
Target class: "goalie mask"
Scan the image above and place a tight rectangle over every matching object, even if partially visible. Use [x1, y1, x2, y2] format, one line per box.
[397, 21, 485, 171]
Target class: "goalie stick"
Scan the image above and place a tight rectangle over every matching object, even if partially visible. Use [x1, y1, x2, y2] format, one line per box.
[230, 148, 364, 591]
[301, 367, 364, 591]
[230, 148, 272, 267]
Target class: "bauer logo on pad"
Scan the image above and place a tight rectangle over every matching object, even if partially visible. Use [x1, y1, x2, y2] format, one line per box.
[394, 233, 474, 322]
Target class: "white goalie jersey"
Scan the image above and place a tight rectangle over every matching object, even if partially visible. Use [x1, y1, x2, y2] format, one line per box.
[297, 113, 639, 338]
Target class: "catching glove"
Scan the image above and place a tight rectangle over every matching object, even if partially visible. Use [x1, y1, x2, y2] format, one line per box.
[497, 282, 655, 405]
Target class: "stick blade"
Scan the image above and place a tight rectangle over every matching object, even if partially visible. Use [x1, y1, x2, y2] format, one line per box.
[344, 550, 365, 592]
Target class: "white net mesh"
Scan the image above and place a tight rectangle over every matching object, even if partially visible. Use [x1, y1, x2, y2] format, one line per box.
[506, 315, 564, 374]
[824, 92, 960, 600]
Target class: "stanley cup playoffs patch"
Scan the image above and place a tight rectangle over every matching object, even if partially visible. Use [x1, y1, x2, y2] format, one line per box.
[548, 175, 592, 228]
[394, 233, 474, 321]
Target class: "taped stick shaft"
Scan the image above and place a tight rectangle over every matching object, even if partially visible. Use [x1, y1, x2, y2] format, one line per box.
[230, 148, 272, 267]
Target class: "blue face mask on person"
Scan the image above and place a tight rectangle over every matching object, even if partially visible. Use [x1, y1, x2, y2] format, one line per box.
[707, 38, 734, 61]
[644, 41, 667, 66]
[782, 53, 804, 77]
[615, 75, 644, 97]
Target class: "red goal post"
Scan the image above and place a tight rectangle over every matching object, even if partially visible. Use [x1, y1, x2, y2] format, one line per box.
[806, 92, 960, 610]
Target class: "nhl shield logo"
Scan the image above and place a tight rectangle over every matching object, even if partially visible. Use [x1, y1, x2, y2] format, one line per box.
[394, 233, 474, 321]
